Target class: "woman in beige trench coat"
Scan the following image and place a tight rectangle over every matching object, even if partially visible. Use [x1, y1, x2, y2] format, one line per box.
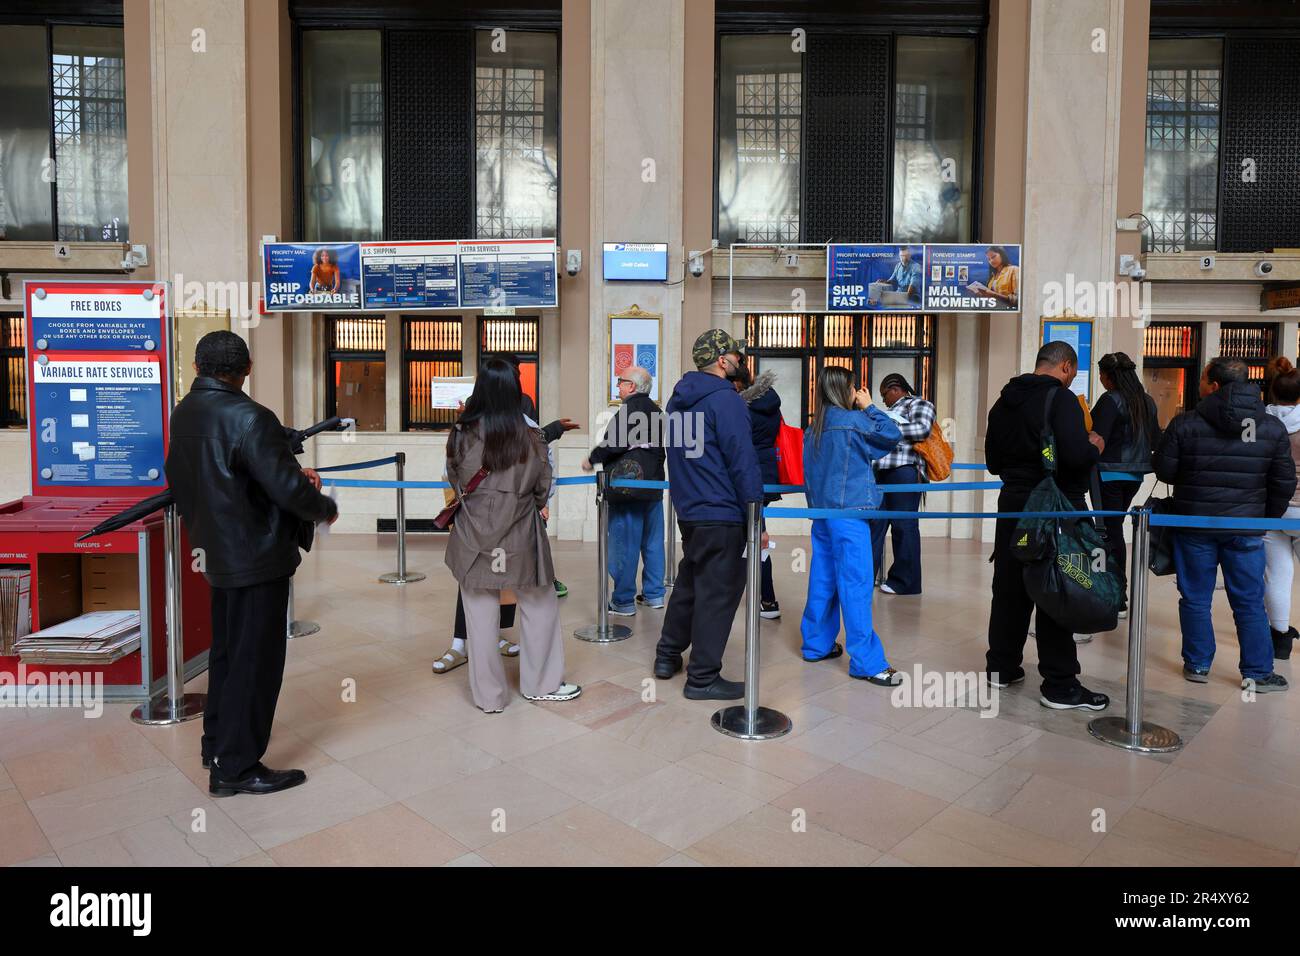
[445, 358, 581, 712]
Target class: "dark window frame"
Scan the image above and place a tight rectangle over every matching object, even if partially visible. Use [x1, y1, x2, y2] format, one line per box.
[477, 315, 540, 410]
[401, 315, 463, 431]
[745, 312, 936, 428]
[713, 25, 986, 247]
[1, 314, 27, 428]
[1142, 321, 1203, 423]
[324, 315, 387, 426]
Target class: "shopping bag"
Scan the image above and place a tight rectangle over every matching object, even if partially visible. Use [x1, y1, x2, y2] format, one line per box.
[775, 418, 804, 486]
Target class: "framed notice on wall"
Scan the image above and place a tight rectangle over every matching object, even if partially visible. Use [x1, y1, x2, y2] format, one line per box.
[608, 305, 662, 403]
[1042, 314, 1094, 402]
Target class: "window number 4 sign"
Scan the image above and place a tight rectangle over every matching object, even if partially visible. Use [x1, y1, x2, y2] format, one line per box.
[54, 244, 70, 259]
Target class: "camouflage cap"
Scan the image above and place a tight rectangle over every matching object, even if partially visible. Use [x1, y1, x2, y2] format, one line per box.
[692, 328, 747, 369]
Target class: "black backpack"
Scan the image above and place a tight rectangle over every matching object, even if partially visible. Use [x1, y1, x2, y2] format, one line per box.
[1012, 388, 1125, 633]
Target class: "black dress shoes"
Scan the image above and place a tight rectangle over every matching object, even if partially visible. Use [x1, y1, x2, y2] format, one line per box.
[209, 762, 307, 797]
[202, 755, 211, 770]
[683, 677, 744, 701]
[653, 655, 683, 680]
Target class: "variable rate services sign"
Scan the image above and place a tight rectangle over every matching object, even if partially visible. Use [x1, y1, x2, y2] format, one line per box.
[264, 238, 558, 312]
[29, 290, 162, 350]
[827, 242, 1022, 314]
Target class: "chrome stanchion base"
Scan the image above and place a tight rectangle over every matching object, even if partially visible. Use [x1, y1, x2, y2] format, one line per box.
[130, 692, 206, 726]
[711, 705, 793, 740]
[572, 623, 632, 643]
[378, 571, 427, 585]
[1087, 716, 1183, 753]
[288, 620, 320, 639]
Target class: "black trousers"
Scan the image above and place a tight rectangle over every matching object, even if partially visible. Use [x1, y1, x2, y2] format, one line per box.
[986, 490, 1083, 696]
[204, 576, 291, 779]
[1099, 479, 1141, 595]
[656, 522, 747, 686]
[454, 589, 516, 640]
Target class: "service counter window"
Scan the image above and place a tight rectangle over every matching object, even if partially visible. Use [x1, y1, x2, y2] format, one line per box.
[478, 317, 539, 410]
[744, 312, 935, 428]
[325, 316, 386, 431]
[1142, 322, 1201, 427]
[1218, 322, 1277, 390]
[1, 315, 25, 428]
[402, 317, 463, 431]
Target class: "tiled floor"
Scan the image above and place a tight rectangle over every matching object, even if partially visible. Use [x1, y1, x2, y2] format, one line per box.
[3, 532, 1299, 867]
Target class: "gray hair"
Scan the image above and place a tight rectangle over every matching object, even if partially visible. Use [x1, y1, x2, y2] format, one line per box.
[624, 365, 652, 395]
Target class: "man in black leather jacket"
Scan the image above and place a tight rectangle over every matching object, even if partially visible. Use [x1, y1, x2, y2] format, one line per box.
[166, 331, 338, 796]
[1153, 356, 1294, 692]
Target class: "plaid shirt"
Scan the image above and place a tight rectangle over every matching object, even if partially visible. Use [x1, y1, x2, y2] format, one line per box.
[873, 395, 936, 474]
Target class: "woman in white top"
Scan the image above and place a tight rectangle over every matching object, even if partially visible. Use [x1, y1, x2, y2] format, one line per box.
[1264, 358, 1300, 661]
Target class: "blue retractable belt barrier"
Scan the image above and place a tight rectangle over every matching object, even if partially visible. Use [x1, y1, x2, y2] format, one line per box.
[322, 478, 451, 489]
[315, 456, 400, 473]
[1150, 513, 1300, 532]
[555, 475, 598, 486]
[608, 478, 669, 489]
[764, 506, 1130, 521]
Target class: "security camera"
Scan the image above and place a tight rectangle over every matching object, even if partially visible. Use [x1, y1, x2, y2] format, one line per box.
[1129, 266, 1146, 282]
[565, 249, 582, 277]
[1255, 260, 1274, 277]
[688, 251, 705, 278]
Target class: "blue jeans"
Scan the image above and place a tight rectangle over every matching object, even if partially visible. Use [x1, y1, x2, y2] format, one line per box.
[869, 464, 923, 594]
[801, 518, 889, 677]
[1172, 531, 1274, 679]
[608, 498, 665, 611]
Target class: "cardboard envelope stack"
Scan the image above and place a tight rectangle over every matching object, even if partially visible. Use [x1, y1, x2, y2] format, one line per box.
[15, 609, 141, 665]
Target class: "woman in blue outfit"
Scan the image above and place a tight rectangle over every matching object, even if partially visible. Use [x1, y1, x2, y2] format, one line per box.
[801, 366, 904, 686]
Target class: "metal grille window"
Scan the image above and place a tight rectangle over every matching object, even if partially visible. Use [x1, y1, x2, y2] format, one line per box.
[1, 315, 26, 428]
[478, 317, 539, 410]
[0, 23, 127, 242]
[894, 82, 929, 141]
[474, 31, 558, 239]
[744, 312, 935, 428]
[403, 317, 463, 431]
[717, 36, 802, 247]
[326, 317, 387, 431]
[1219, 322, 1277, 387]
[1142, 322, 1202, 427]
[1144, 39, 1222, 253]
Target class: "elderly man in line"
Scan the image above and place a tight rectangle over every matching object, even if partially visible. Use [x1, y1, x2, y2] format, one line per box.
[583, 365, 667, 616]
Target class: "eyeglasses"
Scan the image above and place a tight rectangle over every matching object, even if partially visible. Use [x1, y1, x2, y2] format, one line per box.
[617, 378, 634, 386]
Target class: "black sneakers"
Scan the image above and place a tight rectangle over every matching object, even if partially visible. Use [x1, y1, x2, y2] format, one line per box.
[653, 654, 682, 680]
[1244, 673, 1290, 694]
[683, 677, 744, 701]
[1040, 684, 1110, 711]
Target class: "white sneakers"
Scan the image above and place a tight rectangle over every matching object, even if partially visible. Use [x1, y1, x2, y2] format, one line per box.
[525, 683, 582, 702]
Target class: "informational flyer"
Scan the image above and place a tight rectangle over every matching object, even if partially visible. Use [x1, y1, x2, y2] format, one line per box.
[31, 359, 166, 487]
[429, 378, 475, 409]
[925, 244, 1022, 313]
[29, 290, 162, 350]
[458, 240, 557, 309]
[262, 242, 362, 311]
[827, 244, 926, 312]
[1043, 319, 1093, 400]
[609, 316, 660, 402]
[360, 241, 460, 310]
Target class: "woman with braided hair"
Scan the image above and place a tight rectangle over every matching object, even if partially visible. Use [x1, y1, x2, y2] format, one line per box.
[1091, 352, 1161, 602]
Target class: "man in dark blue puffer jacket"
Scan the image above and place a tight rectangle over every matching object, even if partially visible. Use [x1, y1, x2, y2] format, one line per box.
[654, 329, 764, 700]
[1154, 356, 1295, 692]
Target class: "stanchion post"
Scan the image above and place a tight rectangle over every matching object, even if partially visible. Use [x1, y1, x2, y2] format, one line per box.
[711, 501, 792, 740]
[131, 505, 205, 725]
[574, 470, 632, 643]
[1088, 506, 1182, 753]
[664, 493, 676, 589]
[286, 578, 320, 639]
[379, 451, 426, 585]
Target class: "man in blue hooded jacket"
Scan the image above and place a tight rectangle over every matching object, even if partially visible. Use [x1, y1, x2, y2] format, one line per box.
[654, 329, 765, 700]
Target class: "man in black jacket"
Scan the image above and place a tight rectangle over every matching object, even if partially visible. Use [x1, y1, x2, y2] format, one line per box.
[166, 331, 338, 796]
[984, 341, 1110, 710]
[583, 365, 666, 615]
[1154, 356, 1294, 692]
